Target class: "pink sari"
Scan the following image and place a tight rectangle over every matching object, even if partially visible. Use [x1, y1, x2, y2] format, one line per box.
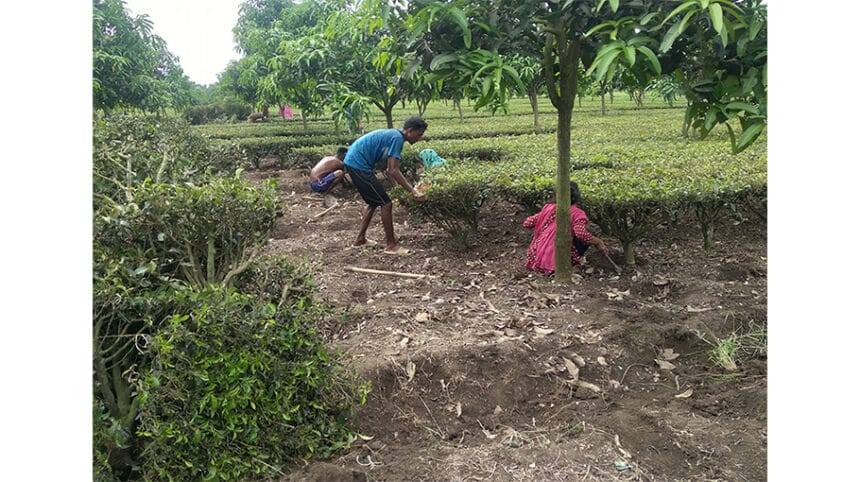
[281, 104, 294, 119]
[523, 203, 589, 274]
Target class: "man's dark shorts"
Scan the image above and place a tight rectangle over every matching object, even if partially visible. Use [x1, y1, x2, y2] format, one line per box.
[345, 165, 391, 207]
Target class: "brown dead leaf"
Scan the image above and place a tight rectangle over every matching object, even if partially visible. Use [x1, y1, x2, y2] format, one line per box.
[494, 405, 503, 415]
[659, 348, 680, 361]
[399, 336, 410, 348]
[563, 357, 580, 381]
[456, 402, 462, 417]
[685, 305, 713, 313]
[674, 389, 694, 399]
[597, 356, 608, 366]
[576, 380, 602, 393]
[414, 312, 430, 322]
[534, 326, 555, 336]
[406, 361, 416, 382]
[653, 277, 670, 286]
[655, 359, 677, 371]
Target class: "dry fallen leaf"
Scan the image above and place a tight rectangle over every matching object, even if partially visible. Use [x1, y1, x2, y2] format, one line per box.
[456, 402, 462, 417]
[415, 312, 430, 322]
[597, 356, 608, 366]
[565, 352, 586, 367]
[563, 357, 580, 381]
[686, 305, 713, 313]
[399, 336, 410, 348]
[406, 361, 416, 382]
[675, 389, 694, 399]
[655, 359, 676, 371]
[614, 434, 632, 459]
[534, 326, 555, 336]
[653, 277, 670, 286]
[659, 348, 680, 361]
[577, 380, 602, 393]
[494, 405, 503, 415]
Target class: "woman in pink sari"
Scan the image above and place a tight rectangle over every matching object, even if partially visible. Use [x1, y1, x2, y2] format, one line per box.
[523, 182, 609, 274]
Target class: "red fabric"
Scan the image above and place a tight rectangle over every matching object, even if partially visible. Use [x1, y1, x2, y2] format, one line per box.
[524, 203, 591, 274]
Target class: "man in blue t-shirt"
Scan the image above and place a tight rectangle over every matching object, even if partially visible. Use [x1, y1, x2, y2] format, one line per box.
[343, 116, 428, 255]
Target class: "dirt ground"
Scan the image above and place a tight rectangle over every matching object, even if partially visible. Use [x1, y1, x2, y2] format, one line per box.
[249, 165, 767, 482]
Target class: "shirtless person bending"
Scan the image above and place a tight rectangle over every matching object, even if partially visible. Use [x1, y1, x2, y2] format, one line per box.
[309, 147, 347, 194]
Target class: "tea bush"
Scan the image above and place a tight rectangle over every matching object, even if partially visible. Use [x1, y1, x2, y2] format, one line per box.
[183, 99, 253, 125]
[96, 175, 279, 289]
[137, 287, 369, 481]
[94, 112, 243, 202]
[395, 161, 500, 248]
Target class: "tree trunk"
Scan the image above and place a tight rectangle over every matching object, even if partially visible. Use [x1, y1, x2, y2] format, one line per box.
[301, 110, 307, 131]
[262, 105, 269, 118]
[609, 90, 614, 104]
[454, 99, 464, 122]
[578, 94, 582, 108]
[401, 99, 406, 109]
[544, 34, 580, 283]
[623, 240, 635, 266]
[528, 87, 541, 132]
[384, 107, 394, 128]
[600, 92, 606, 115]
[702, 222, 714, 250]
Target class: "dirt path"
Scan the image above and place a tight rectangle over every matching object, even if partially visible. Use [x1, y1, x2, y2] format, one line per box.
[250, 168, 767, 482]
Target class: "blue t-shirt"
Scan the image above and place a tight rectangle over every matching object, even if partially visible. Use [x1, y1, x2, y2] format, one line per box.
[343, 129, 405, 172]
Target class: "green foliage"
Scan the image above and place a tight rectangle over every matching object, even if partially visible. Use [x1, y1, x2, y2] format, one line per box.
[93, 0, 194, 111]
[93, 112, 243, 202]
[396, 161, 498, 248]
[137, 286, 369, 481]
[183, 99, 254, 125]
[96, 176, 279, 289]
[234, 255, 322, 311]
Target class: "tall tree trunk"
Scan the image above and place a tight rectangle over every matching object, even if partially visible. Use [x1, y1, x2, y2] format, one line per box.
[544, 33, 580, 282]
[384, 106, 394, 128]
[262, 105, 269, 118]
[301, 110, 308, 131]
[609, 90, 614, 104]
[578, 94, 582, 108]
[601, 92, 606, 115]
[528, 87, 541, 132]
[401, 99, 406, 109]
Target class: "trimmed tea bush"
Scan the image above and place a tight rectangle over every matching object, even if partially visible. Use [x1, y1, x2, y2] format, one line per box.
[396, 161, 500, 247]
[137, 287, 369, 481]
[96, 176, 279, 289]
[94, 112, 243, 202]
[183, 99, 253, 125]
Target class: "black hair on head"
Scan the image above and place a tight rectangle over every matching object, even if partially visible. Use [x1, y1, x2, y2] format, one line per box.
[403, 116, 428, 131]
[569, 181, 581, 205]
[336, 146, 348, 158]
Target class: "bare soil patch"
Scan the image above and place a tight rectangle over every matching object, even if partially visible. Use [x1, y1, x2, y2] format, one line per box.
[256, 168, 767, 481]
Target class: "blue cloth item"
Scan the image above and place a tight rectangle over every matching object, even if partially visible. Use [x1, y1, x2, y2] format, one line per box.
[343, 128, 405, 172]
[419, 149, 447, 169]
[309, 171, 339, 193]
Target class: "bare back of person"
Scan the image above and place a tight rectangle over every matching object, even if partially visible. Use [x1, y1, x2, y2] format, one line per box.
[310, 156, 342, 181]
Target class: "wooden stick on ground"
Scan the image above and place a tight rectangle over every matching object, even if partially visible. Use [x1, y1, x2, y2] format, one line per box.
[345, 266, 435, 279]
[602, 250, 623, 274]
[312, 203, 338, 219]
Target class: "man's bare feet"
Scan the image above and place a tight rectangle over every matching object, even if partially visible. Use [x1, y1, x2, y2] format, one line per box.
[352, 238, 378, 247]
[383, 245, 410, 256]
